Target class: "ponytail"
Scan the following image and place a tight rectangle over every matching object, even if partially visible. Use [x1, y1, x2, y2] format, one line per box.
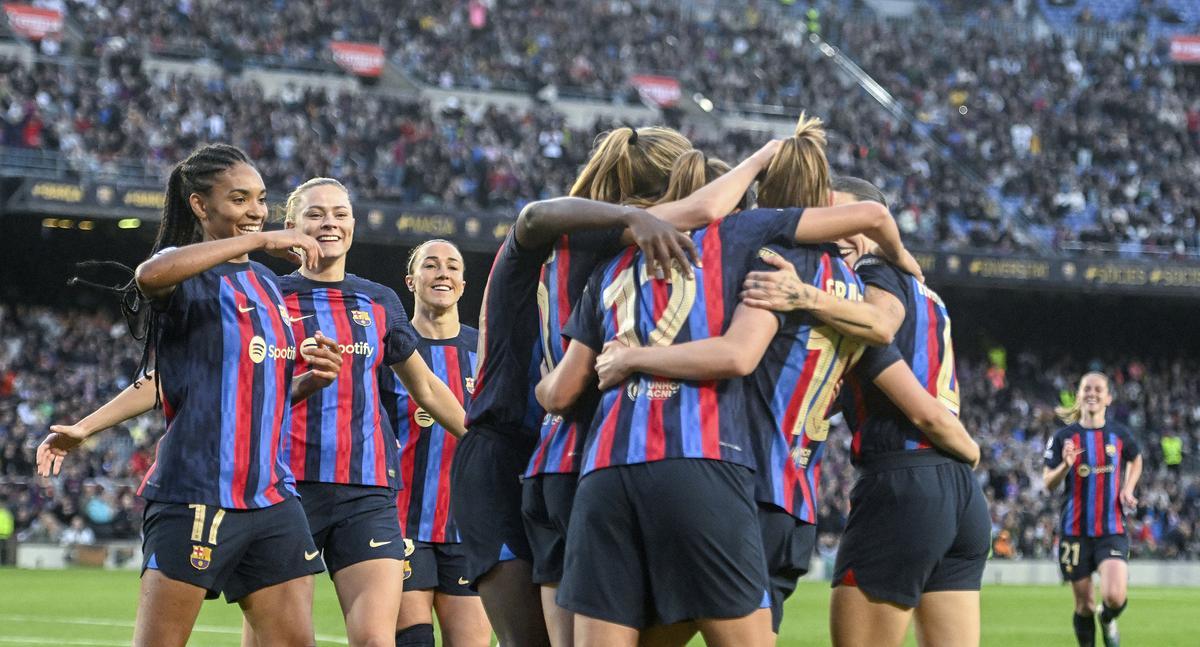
[657, 150, 733, 204]
[570, 126, 691, 207]
[757, 112, 832, 209]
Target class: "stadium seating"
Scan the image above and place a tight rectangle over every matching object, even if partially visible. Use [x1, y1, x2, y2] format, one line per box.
[2, 305, 1196, 559]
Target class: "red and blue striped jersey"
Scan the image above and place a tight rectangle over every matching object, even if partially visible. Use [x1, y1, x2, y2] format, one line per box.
[840, 255, 961, 464]
[1044, 423, 1140, 537]
[468, 229, 554, 453]
[526, 230, 623, 477]
[278, 273, 418, 489]
[383, 326, 478, 543]
[746, 244, 869, 523]
[565, 208, 805, 476]
[139, 260, 298, 509]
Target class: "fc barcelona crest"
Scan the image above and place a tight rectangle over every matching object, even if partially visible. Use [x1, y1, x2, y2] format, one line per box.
[465, 376, 475, 395]
[278, 304, 291, 322]
[352, 310, 372, 327]
[190, 545, 212, 570]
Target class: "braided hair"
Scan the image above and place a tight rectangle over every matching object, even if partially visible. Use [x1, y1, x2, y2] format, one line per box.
[71, 144, 253, 400]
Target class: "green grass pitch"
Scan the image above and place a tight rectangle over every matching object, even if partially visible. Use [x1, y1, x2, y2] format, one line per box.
[0, 568, 1194, 646]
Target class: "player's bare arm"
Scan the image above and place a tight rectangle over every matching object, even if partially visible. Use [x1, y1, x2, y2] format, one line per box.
[38, 371, 160, 476]
[391, 352, 469, 437]
[872, 360, 980, 467]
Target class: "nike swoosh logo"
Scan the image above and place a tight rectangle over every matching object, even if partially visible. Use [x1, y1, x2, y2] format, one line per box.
[238, 305, 256, 313]
[369, 539, 392, 548]
[304, 550, 320, 561]
[1110, 550, 1123, 556]
[289, 314, 314, 323]
[458, 577, 470, 586]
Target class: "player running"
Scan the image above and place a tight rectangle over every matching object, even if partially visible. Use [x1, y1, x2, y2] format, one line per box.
[37, 144, 344, 647]
[387, 239, 491, 647]
[742, 176, 987, 647]
[1044, 372, 1142, 647]
[254, 178, 469, 647]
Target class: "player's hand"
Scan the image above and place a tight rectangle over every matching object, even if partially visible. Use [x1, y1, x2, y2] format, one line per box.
[624, 208, 699, 281]
[1120, 489, 1138, 510]
[968, 440, 981, 470]
[1061, 439, 1082, 467]
[260, 230, 323, 270]
[741, 253, 818, 312]
[37, 425, 90, 477]
[596, 340, 637, 390]
[888, 247, 925, 283]
[748, 139, 785, 170]
[300, 331, 343, 386]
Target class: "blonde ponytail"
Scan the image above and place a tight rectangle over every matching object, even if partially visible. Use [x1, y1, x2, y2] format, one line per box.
[757, 112, 832, 209]
[570, 126, 692, 207]
[657, 151, 732, 203]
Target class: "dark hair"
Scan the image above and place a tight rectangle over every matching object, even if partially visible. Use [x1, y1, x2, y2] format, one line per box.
[71, 144, 254, 401]
[152, 143, 252, 254]
[831, 176, 888, 209]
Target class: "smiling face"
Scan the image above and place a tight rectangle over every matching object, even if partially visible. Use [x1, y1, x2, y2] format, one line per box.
[190, 162, 268, 241]
[406, 241, 465, 311]
[831, 189, 870, 265]
[1077, 373, 1112, 418]
[288, 183, 355, 260]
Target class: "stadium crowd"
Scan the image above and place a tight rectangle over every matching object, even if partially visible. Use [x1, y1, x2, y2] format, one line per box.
[0, 2, 1196, 257]
[2, 304, 1197, 560]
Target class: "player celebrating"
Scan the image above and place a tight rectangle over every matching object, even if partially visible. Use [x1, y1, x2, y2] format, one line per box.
[261, 178, 469, 647]
[38, 144, 343, 647]
[1044, 372, 1142, 647]
[388, 239, 491, 647]
[744, 176, 988, 647]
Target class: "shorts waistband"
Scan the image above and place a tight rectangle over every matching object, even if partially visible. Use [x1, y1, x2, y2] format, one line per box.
[467, 424, 537, 457]
[855, 450, 959, 475]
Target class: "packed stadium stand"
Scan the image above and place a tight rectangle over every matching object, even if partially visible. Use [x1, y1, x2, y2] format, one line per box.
[1, 0, 1199, 571]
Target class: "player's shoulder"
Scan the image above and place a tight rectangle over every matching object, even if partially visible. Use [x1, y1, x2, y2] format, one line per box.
[1053, 423, 1082, 439]
[273, 270, 305, 294]
[1108, 421, 1136, 440]
[345, 274, 401, 304]
[459, 324, 481, 347]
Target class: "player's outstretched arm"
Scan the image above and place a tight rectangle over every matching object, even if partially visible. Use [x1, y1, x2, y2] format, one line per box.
[135, 230, 323, 299]
[1121, 454, 1143, 508]
[787, 202, 923, 281]
[644, 139, 782, 230]
[37, 372, 160, 477]
[390, 352, 468, 438]
[291, 332, 344, 405]
[536, 340, 600, 414]
[872, 361, 980, 467]
[594, 304, 778, 390]
[515, 198, 698, 279]
[741, 253, 901, 345]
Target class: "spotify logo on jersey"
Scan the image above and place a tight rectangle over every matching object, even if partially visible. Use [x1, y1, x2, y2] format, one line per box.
[248, 335, 296, 364]
[249, 336, 267, 363]
[414, 408, 435, 428]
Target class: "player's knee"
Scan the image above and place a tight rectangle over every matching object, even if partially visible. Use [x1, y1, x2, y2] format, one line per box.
[1102, 592, 1125, 609]
[394, 623, 434, 647]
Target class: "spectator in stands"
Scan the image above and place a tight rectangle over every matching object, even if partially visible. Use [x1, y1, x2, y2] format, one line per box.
[60, 515, 95, 546]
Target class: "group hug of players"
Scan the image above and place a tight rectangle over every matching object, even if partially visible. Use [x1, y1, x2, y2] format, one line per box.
[32, 115, 1142, 647]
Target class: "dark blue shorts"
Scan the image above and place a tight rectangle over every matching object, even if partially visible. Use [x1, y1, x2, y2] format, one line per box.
[832, 452, 989, 608]
[404, 539, 477, 595]
[758, 503, 815, 633]
[1058, 534, 1129, 581]
[297, 481, 406, 575]
[558, 459, 768, 629]
[521, 472, 579, 585]
[449, 429, 534, 586]
[141, 496, 322, 603]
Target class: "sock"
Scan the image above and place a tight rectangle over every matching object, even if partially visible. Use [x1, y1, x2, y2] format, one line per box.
[1100, 600, 1127, 624]
[395, 623, 435, 647]
[1073, 612, 1096, 647]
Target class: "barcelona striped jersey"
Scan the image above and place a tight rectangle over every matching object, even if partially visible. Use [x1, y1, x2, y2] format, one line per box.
[277, 273, 418, 490]
[840, 254, 961, 464]
[140, 260, 298, 509]
[565, 208, 805, 476]
[383, 326, 479, 543]
[526, 230, 623, 477]
[467, 230, 552, 454]
[745, 244, 874, 523]
[1044, 422, 1140, 537]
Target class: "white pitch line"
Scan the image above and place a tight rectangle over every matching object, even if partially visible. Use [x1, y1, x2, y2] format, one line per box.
[0, 615, 349, 645]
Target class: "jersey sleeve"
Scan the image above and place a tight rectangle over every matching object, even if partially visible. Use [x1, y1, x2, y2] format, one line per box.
[1043, 431, 1064, 469]
[855, 255, 907, 299]
[381, 288, 419, 365]
[723, 208, 806, 249]
[856, 343, 904, 381]
[563, 267, 606, 352]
